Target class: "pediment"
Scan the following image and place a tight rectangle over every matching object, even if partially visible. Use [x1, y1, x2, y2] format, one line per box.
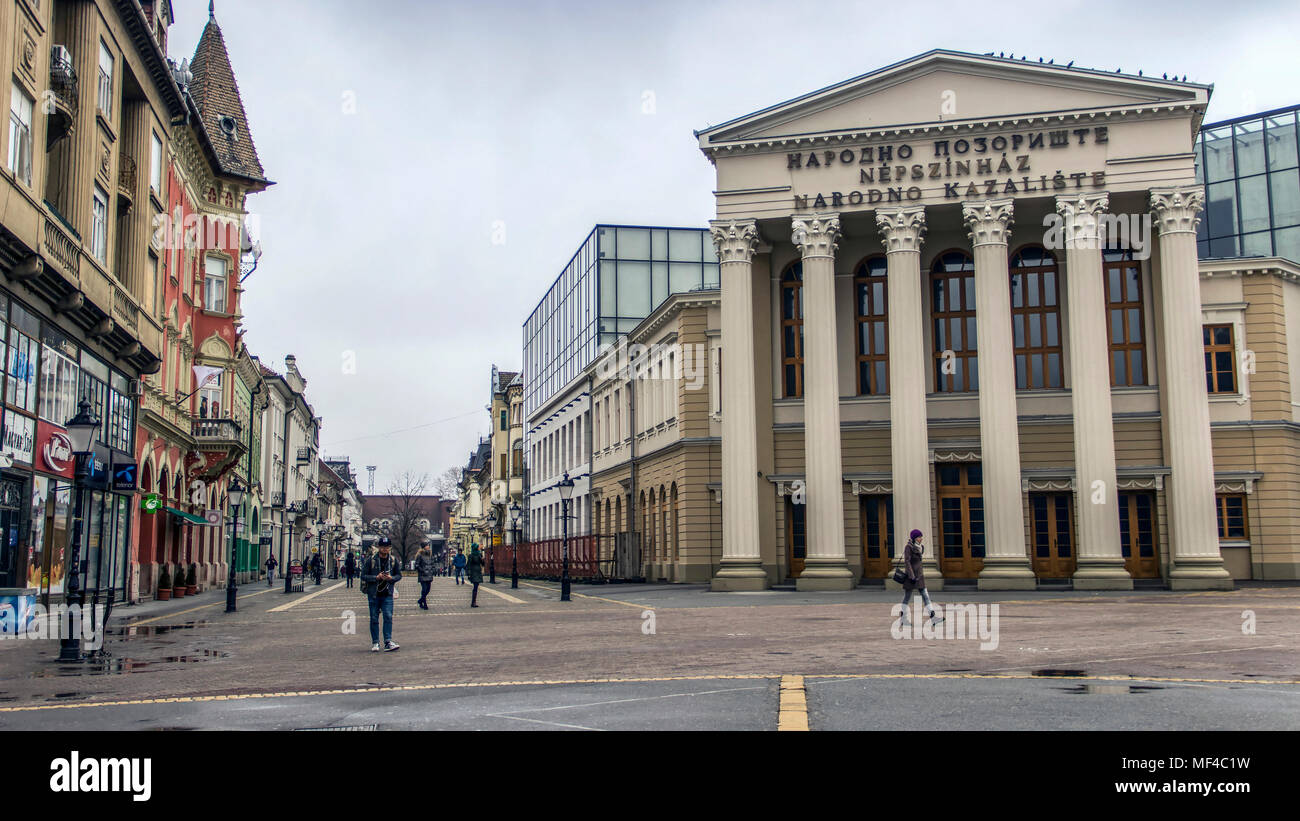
[700, 50, 1208, 148]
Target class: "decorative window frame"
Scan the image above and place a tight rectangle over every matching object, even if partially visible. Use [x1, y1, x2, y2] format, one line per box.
[1201, 302, 1249, 403]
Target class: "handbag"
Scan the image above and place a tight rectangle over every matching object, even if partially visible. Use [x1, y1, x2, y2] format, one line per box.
[891, 547, 910, 585]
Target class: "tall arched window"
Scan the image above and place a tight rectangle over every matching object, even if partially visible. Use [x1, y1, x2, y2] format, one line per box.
[1010, 245, 1062, 390]
[670, 484, 679, 563]
[855, 255, 889, 395]
[1104, 247, 1147, 386]
[931, 251, 978, 392]
[780, 262, 804, 398]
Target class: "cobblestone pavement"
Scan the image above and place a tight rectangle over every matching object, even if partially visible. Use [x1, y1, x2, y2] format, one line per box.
[1, 577, 1297, 729]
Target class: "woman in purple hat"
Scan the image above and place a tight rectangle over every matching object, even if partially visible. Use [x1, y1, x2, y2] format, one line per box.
[901, 529, 943, 626]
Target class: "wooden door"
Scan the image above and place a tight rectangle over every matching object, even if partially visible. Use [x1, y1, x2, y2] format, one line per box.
[860, 495, 894, 579]
[1119, 492, 1160, 578]
[785, 499, 806, 578]
[1030, 493, 1076, 578]
[937, 464, 984, 578]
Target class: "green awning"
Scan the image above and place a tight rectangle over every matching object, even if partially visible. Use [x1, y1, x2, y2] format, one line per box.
[164, 506, 211, 525]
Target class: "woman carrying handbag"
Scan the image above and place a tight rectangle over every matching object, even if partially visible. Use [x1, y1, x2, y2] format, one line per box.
[894, 529, 943, 627]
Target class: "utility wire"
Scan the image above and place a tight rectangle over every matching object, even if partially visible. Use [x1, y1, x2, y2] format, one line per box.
[321, 409, 483, 448]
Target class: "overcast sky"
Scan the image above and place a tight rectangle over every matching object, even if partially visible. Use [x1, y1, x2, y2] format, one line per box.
[168, 0, 1300, 493]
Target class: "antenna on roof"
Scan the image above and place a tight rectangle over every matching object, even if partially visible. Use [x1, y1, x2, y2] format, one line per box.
[366, 466, 376, 495]
[209, 0, 215, 20]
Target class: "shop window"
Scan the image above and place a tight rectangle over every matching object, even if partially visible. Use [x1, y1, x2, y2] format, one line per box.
[780, 262, 804, 398]
[1203, 324, 1237, 394]
[1216, 494, 1248, 540]
[855, 255, 888, 395]
[1010, 246, 1062, 390]
[930, 251, 978, 392]
[1104, 248, 1147, 386]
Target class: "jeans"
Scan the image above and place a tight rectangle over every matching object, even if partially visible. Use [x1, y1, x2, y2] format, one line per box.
[267, 569, 275, 586]
[368, 594, 394, 644]
[902, 588, 933, 609]
[346, 573, 354, 588]
[454, 567, 465, 584]
[419, 580, 431, 604]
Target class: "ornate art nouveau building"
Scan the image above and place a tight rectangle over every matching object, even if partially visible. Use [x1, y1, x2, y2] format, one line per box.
[695, 50, 1297, 591]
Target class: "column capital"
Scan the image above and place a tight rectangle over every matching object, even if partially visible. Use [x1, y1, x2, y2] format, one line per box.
[962, 198, 1014, 248]
[1055, 192, 1110, 247]
[791, 213, 840, 260]
[1150, 186, 1204, 235]
[709, 219, 761, 264]
[875, 206, 927, 253]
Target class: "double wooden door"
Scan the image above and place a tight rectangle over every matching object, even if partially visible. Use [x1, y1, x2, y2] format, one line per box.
[937, 464, 984, 578]
[860, 495, 895, 579]
[1030, 492, 1076, 578]
[1119, 492, 1160, 578]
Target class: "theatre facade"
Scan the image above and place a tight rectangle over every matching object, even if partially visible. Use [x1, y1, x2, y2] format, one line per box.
[696, 50, 1298, 591]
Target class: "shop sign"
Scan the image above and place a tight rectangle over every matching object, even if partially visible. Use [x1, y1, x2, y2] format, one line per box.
[36, 421, 74, 480]
[2, 411, 34, 465]
[83, 445, 111, 490]
[141, 493, 161, 513]
[112, 451, 137, 492]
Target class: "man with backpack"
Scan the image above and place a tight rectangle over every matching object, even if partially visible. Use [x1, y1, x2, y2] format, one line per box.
[361, 537, 402, 652]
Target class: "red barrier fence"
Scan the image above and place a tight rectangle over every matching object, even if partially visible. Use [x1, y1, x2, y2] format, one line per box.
[489, 536, 602, 579]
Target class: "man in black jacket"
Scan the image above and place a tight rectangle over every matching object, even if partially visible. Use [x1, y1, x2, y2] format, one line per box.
[361, 537, 402, 652]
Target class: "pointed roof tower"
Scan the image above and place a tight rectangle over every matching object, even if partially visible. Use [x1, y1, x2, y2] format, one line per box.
[189, 2, 267, 182]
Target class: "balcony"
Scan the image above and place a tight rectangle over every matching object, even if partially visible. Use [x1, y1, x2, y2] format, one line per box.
[117, 155, 137, 212]
[190, 417, 245, 479]
[271, 491, 285, 508]
[42, 214, 80, 281]
[296, 446, 312, 464]
[46, 57, 78, 149]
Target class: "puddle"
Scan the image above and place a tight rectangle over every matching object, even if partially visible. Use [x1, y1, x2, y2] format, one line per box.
[116, 620, 211, 638]
[1031, 669, 1087, 677]
[32, 649, 229, 677]
[1060, 684, 1166, 695]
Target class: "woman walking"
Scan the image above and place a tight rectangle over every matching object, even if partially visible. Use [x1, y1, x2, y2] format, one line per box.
[344, 551, 357, 588]
[900, 529, 943, 626]
[415, 545, 434, 609]
[467, 544, 484, 608]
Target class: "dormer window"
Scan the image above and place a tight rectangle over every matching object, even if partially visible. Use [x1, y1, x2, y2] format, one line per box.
[219, 115, 238, 140]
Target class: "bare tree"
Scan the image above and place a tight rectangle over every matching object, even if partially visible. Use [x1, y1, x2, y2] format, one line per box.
[433, 466, 461, 500]
[379, 471, 431, 567]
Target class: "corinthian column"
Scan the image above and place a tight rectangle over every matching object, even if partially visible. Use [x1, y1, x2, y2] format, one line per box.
[1150, 187, 1232, 590]
[1056, 193, 1131, 589]
[963, 199, 1034, 589]
[877, 207, 941, 589]
[709, 219, 768, 591]
[792, 213, 854, 591]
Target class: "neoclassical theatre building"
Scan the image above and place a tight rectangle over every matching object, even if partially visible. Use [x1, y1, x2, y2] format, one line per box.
[692, 50, 1299, 591]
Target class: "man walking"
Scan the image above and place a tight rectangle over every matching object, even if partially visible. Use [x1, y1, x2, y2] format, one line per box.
[343, 551, 357, 588]
[467, 543, 484, 608]
[415, 545, 434, 610]
[453, 549, 467, 585]
[265, 553, 278, 587]
[361, 537, 402, 652]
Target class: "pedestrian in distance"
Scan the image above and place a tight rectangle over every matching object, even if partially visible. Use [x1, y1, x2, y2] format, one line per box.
[415, 545, 434, 610]
[467, 544, 484, 608]
[361, 536, 402, 652]
[453, 549, 467, 585]
[343, 551, 357, 588]
[265, 553, 278, 586]
[310, 551, 323, 585]
[899, 529, 944, 627]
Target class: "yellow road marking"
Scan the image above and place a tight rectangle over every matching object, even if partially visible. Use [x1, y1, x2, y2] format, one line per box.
[477, 585, 526, 604]
[268, 581, 346, 612]
[778, 675, 809, 731]
[516, 580, 651, 610]
[127, 587, 279, 626]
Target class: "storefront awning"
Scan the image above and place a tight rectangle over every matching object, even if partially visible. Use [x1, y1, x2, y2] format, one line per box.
[164, 506, 211, 526]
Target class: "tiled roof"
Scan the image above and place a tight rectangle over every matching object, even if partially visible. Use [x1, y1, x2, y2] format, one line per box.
[189, 7, 266, 181]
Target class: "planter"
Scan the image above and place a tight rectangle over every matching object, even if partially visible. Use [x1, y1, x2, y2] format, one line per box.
[186, 585, 197, 596]
[172, 585, 186, 598]
[157, 588, 172, 602]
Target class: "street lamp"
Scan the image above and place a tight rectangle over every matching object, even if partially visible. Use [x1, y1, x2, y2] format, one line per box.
[225, 477, 245, 613]
[283, 518, 295, 594]
[557, 472, 574, 602]
[486, 508, 498, 584]
[59, 399, 101, 662]
[314, 519, 325, 584]
[508, 500, 521, 589]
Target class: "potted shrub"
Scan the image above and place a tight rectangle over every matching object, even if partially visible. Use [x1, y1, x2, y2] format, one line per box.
[172, 564, 186, 598]
[186, 563, 198, 596]
[157, 566, 172, 602]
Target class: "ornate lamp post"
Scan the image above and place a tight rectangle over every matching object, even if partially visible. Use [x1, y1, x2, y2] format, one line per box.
[59, 399, 101, 662]
[225, 477, 245, 613]
[557, 472, 574, 602]
[508, 500, 521, 589]
[486, 507, 498, 584]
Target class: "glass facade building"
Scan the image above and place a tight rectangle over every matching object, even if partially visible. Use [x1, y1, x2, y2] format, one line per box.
[523, 225, 719, 418]
[1195, 104, 1300, 262]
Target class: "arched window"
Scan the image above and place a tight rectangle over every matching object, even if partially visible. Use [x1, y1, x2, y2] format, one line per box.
[780, 262, 804, 398]
[1104, 247, 1147, 386]
[930, 251, 978, 392]
[855, 255, 888, 395]
[1010, 246, 1062, 390]
[670, 484, 679, 563]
